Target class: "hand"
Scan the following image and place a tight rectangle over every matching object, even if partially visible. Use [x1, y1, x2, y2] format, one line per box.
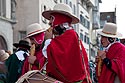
[95, 55, 99, 64]
[28, 56, 36, 64]
[45, 27, 53, 40]
[97, 50, 106, 60]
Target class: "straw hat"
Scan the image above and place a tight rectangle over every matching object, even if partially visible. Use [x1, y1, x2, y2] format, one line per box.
[26, 23, 48, 38]
[42, 3, 79, 24]
[0, 50, 9, 61]
[13, 40, 31, 50]
[97, 23, 122, 38]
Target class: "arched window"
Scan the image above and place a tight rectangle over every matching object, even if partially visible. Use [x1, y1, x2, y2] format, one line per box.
[0, 35, 7, 50]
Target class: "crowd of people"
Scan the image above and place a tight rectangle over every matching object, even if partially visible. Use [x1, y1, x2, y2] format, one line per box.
[0, 3, 125, 83]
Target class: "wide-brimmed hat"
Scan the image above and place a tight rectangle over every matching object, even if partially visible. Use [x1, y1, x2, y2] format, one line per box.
[26, 23, 48, 38]
[42, 3, 79, 24]
[13, 40, 31, 50]
[0, 50, 9, 61]
[97, 23, 122, 38]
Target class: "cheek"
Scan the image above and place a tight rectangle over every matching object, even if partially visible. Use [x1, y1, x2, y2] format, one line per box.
[101, 38, 108, 47]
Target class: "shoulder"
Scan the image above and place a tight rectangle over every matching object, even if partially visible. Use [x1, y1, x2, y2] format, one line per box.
[112, 42, 125, 51]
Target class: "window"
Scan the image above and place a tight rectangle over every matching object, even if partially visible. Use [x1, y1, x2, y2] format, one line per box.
[87, 20, 90, 29]
[42, 5, 47, 24]
[11, 0, 16, 19]
[0, 0, 6, 17]
[65, 0, 68, 4]
[84, 35, 89, 44]
[80, 33, 83, 41]
[87, 36, 90, 44]
[80, 14, 83, 24]
[80, 14, 85, 26]
[85, 19, 87, 28]
[107, 15, 110, 19]
[69, 2, 72, 8]
[73, 5, 76, 15]
[84, 35, 87, 43]
[83, 17, 85, 26]
[19, 31, 26, 40]
[60, 0, 62, 3]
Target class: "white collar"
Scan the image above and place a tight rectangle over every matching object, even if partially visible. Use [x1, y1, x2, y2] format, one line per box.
[15, 50, 29, 61]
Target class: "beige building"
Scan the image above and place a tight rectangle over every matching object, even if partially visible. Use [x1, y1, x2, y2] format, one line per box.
[0, 0, 16, 52]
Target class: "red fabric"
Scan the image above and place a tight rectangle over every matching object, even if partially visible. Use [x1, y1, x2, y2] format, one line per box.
[22, 48, 46, 75]
[46, 29, 90, 83]
[32, 32, 45, 44]
[96, 43, 125, 83]
[51, 13, 72, 27]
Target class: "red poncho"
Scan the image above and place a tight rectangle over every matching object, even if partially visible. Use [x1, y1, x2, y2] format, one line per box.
[97, 43, 125, 83]
[22, 48, 46, 75]
[46, 29, 90, 83]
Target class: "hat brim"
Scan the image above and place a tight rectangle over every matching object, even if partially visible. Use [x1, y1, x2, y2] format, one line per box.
[13, 43, 31, 50]
[97, 31, 122, 38]
[26, 28, 48, 38]
[42, 10, 79, 24]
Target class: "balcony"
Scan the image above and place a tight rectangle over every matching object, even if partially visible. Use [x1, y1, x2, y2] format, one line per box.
[78, 0, 95, 7]
[85, 0, 95, 7]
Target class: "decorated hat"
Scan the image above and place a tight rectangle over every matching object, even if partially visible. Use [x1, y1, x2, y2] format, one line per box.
[26, 23, 48, 38]
[97, 23, 122, 38]
[13, 40, 31, 50]
[0, 50, 9, 61]
[42, 3, 79, 24]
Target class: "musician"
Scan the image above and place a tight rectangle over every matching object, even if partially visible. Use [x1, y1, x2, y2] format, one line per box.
[42, 3, 91, 83]
[96, 23, 125, 83]
[22, 23, 48, 75]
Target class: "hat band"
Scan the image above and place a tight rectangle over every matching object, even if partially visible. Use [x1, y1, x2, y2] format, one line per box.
[28, 29, 42, 36]
[102, 31, 116, 35]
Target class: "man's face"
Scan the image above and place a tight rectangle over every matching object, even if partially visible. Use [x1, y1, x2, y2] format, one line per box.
[29, 37, 38, 48]
[100, 36, 110, 47]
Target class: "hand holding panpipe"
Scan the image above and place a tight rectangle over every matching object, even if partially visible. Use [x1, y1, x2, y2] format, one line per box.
[30, 44, 35, 56]
[29, 44, 35, 70]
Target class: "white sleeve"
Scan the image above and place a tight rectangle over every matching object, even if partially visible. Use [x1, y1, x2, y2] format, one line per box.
[42, 39, 52, 58]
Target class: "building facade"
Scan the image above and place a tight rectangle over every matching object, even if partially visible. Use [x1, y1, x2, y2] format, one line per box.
[0, 0, 16, 52]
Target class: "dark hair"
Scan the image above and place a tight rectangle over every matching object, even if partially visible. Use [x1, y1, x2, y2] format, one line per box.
[108, 37, 114, 43]
[53, 25, 66, 35]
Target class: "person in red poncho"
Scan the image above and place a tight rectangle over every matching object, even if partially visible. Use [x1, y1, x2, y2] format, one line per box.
[22, 23, 49, 75]
[42, 3, 92, 83]
[96, 23, 125, 83]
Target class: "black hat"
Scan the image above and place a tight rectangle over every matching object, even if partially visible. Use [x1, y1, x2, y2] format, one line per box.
[13, 40, 31, 50]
